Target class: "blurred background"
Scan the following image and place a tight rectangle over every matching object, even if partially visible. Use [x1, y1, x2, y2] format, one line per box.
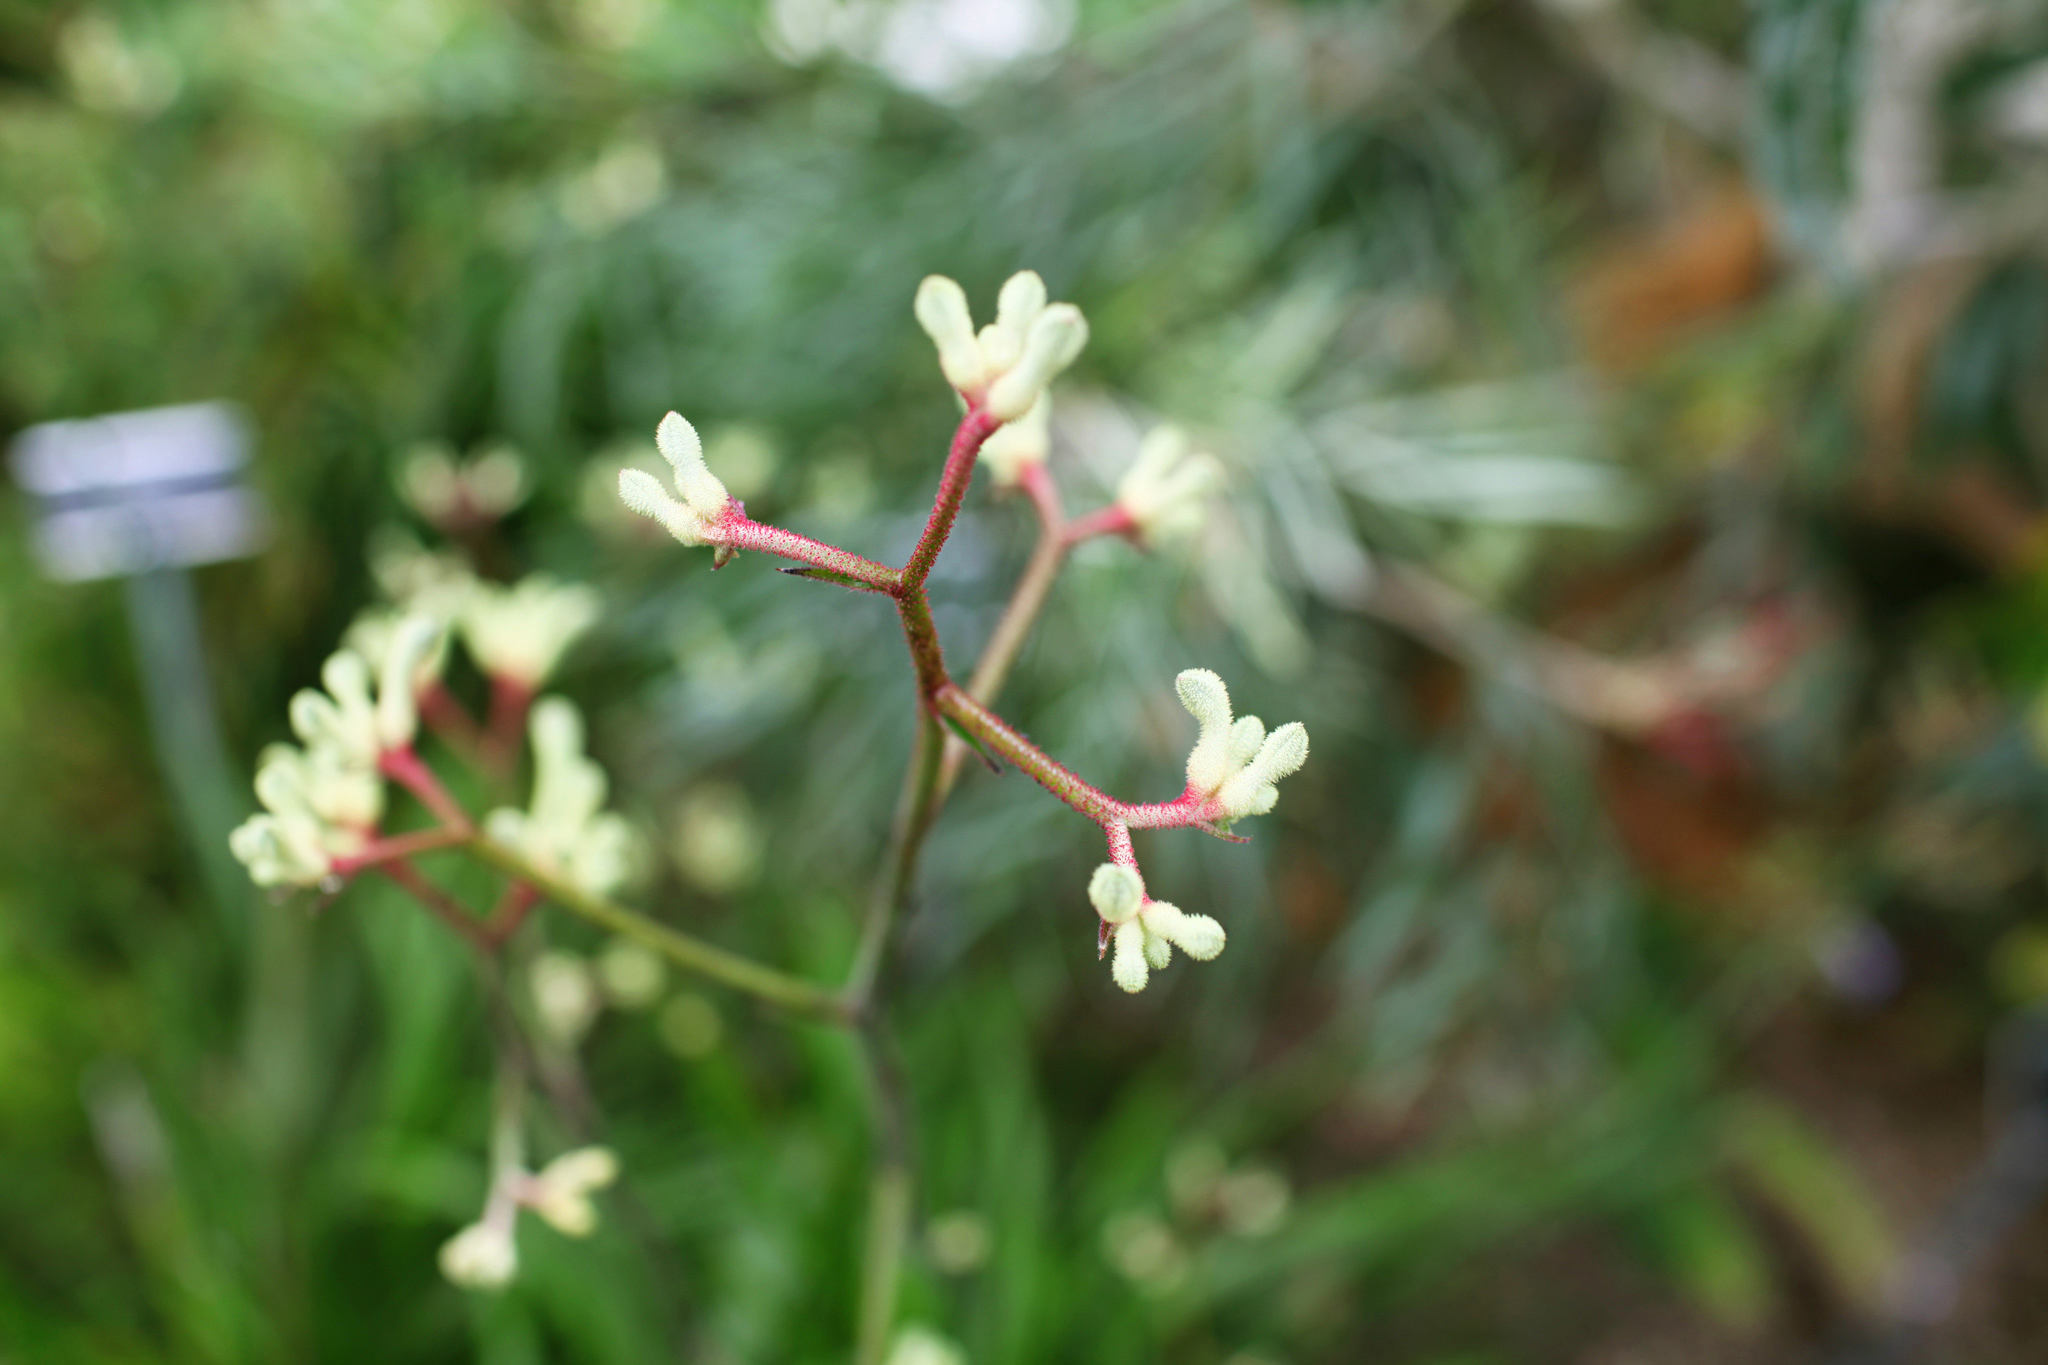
[5, 0, 2048, 1360]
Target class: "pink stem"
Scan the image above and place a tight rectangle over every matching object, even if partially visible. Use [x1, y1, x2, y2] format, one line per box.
[716, 513, 903, 590]
[378, 747, 473, 830]
[900, 408, 1002, 593]
[1062, 504, 1138, 547]
[331, 825, 473, 876]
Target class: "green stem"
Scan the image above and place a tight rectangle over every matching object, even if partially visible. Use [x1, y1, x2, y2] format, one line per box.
[852, 1022, 912, 1365]
[466, 835, 851, 1024]
[847, 709, 944, 1008]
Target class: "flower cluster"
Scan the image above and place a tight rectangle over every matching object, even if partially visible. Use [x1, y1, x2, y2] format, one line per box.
[1174, 668, 1310, 823]
[1089, 863, 1226, 994]
[617, 412, 734, 548]
[1115, 426, 1224, 546]
[914, 270, 1088, 421]
[485, 698, 638, 899]
[439, 1145, 621, 1292]
[228, 618, 440, 886]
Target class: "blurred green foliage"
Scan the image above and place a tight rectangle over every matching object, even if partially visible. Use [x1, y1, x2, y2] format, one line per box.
[4, 0, 2048, 1361]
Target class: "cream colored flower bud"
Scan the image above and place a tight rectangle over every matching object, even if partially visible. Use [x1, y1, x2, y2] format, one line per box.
[1088, 862, 1144, 924]
[1111, 919, 1152, 993]
[439, 1220, 517, 1290]
[375, 615, 441, 751]
[915, 275, 987, 392]
[460, 576, 600, 688]
[1116, 426, 1223, 545]
[655, 411, 731, 519]
[979, 391, 1051, 487]
[229, 812, 332, 887]
[618, 467, 711, 545]
[1173, 668, 1307, 822]
[986, 304, 1088, 422]
[528, 1146, 619, 1238]
[977, 269, 1048, 373]
[597, 938, 667, 1009]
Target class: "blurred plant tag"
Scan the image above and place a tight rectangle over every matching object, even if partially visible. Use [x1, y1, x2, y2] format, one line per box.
[8, 402, 268, 581]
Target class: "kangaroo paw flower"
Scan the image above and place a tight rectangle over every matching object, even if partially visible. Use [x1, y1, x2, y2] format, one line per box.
[1089, 862, 1227, 993]
[914, 271, 1089, 422]
[618, 411, 735, 547]
[1116, 426, 1223, 546]
[1175, 668, 1308, 822]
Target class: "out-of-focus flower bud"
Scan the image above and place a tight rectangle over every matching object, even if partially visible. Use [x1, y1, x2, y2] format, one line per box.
[1115, 426, 1223, 546]
[399, 442, 530, 526]
[528, 949, 602, 1045]
[486, 698, 640, 900]
[438, 1219, 517, 1291]
[525, 1146, 619, 1237]
[460, 575, 601, 689]
[978, 391, 1051, 488]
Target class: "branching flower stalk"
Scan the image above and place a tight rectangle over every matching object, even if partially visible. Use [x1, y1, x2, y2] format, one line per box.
[227, 269, 1306, 1359]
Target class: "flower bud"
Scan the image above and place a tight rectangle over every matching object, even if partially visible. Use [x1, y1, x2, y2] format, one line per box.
[618, 468, 712, 545]
[375, 615, 441, 751]
[985, 303, 1087, 422]
[527, 1146, 619, 1238]
[1116, 425, 1223, 545]
[460, 576, 601, 688]
[438, 1220, 517, 1291]
[979, 391, 1051, 488]
[1088, 863, 1144, 924]
[655, 411, 731, 520]
[915, 275, 987, 392]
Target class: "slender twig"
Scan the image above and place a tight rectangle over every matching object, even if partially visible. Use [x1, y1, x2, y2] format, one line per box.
[851, 1019, 913, 1365]
[720, 516, 903, 591]
[331, 824, 473, 875]
[378, 746, 473, 830]
[848, 710, 944, 1010]
[901, 409, 1002, 594]
[377, 860, 494, 951]
[466, 834, 851, 1022]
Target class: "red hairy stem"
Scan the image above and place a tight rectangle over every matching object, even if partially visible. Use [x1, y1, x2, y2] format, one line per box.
[717, 514, 903, 590]
[331, 824, 473, 875]
[937, 466, 1071, 796]
[378, 746, 473, 830]
[931, 683, 1124, 825]
[378, 859, 494, 951]
[896, 591, 951, 699]
[899, 408, 1002, 593]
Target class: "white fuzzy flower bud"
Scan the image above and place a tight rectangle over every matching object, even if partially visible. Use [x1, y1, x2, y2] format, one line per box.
[979, 391, 1051, 488]
[1173, 668, 1308, 822]
[1090, 863, 1226, 992]
[460, 576, 601, 688]
[655, 412, 731, 519]
[228, 811, 333, 887]
[526, 1146, 619, 1238]
[1116, 426, 1223, 545]
[439, 1220, 517, 1291]
[618, 413, 733, 547]
[1088, 863, 1144, 924]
